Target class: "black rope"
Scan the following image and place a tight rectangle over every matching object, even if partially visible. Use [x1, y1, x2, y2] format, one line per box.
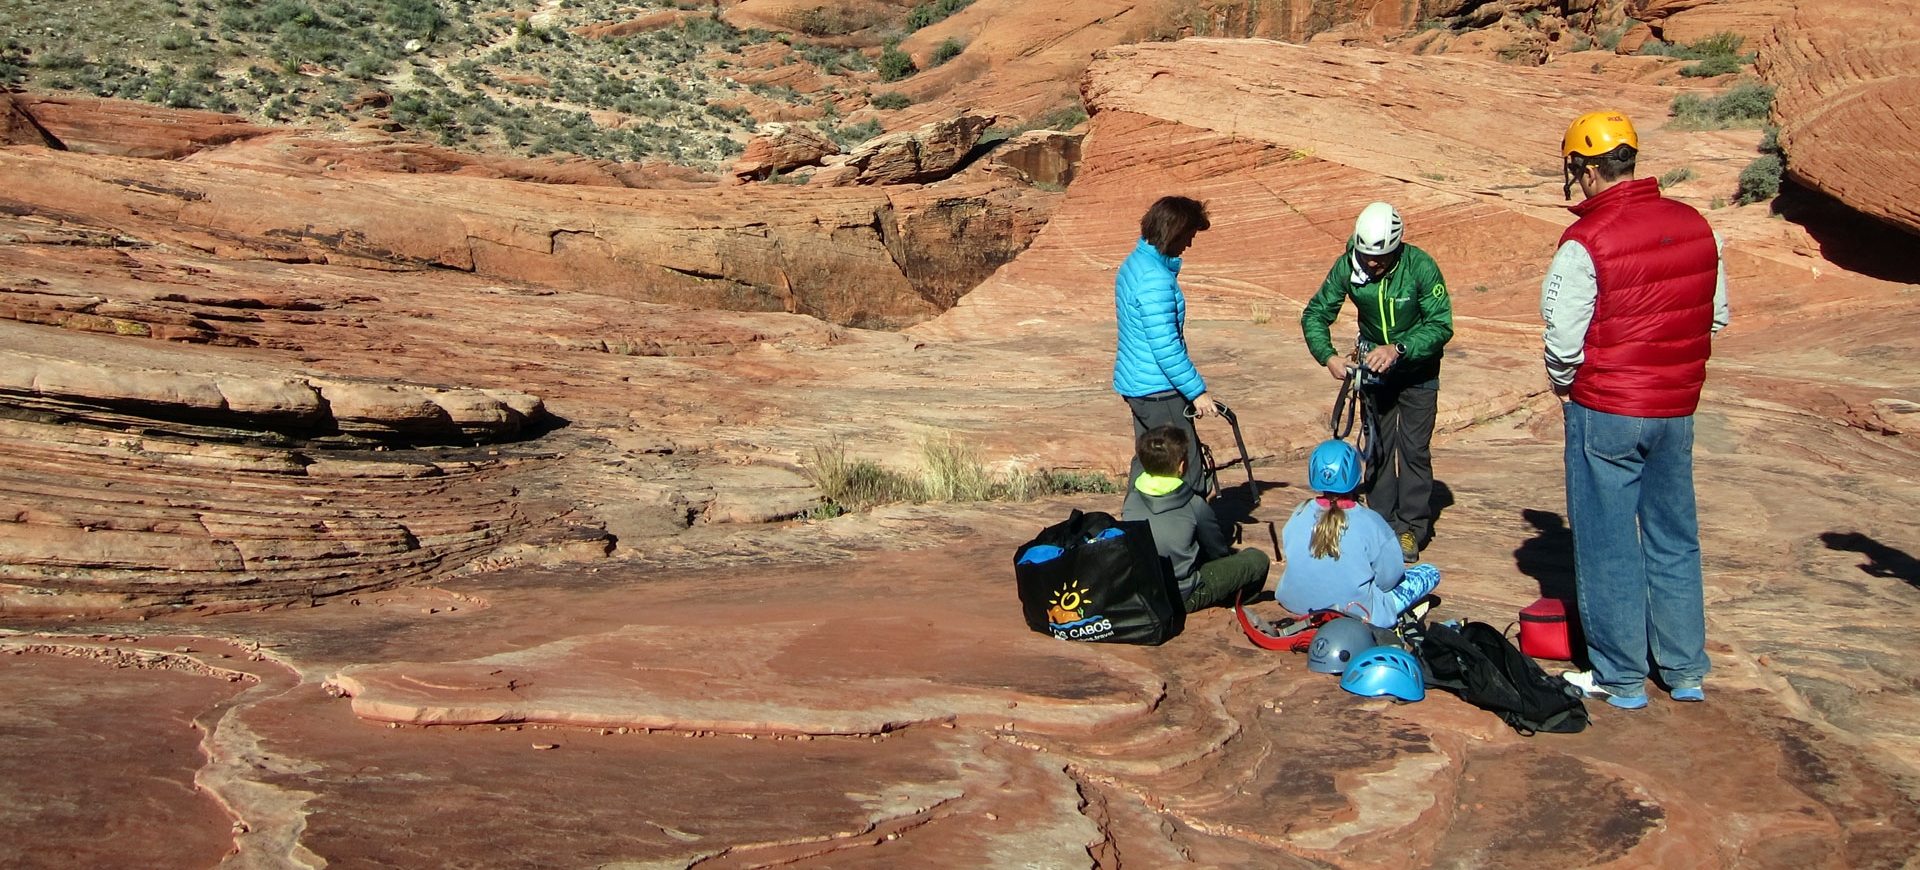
[1329, 365, 1381, 492]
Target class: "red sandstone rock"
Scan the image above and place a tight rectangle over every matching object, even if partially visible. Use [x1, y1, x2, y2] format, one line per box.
[1761, 1, 1920, 237]
[572, 8, 687, 38]
[1, 92, 59, 148]
[832, 112, 993, 185]
[1656, 0, 1792, 46]
[987, 129, 1083, 187]
[729, 121, 843, 181]
[0, 143, 1052, 328]
[6, 93, 272, 159]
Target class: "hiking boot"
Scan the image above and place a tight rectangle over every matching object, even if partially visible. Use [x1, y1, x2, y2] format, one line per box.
[1562, 670, 1648, 710]
[1398, 530, 1419, 563]
[1670, 686, 1705, 702]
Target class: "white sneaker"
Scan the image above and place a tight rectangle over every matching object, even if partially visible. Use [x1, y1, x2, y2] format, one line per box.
[1561, 669, 1605, 697]
[1562, 670, 1647, 709]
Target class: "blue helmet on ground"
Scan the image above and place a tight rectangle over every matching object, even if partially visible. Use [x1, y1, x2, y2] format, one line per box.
[1307, 616, 1378, 674]
[1309, 440, 1362, 495]
[1340, 646, 1426, 702]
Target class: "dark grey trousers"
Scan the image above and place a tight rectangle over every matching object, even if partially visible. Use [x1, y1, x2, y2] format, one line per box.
[1367, 383, 1438, 544]
[1125, 391, 1213, 494]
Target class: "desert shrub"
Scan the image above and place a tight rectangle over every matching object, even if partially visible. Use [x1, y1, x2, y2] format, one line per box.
[1642, 31, 1754, 77]
[870, 91, 912, 110]
[806, 436, 1114, 515]
[384, 0, 447, 40]
[807, 443, 923, 512]
[1040, 470, 1120, 495]
[1657, 166, 1696, 188]
[1598, 20, 1635, 51]
[1680, 54, 1742, 77]
[906, 0, 975, 32]
[1670, 78, 1774, 128]
[159, 28, 199, 51]
[794, 5, 890, 36]
[930, 37, 964, 67]
[1736, 153, 1782, 205]
[826, 117, 884, 149]
[877, 45, 916, 82]
[1714, 79, 1775, 120]
[345, 53, 392, 80]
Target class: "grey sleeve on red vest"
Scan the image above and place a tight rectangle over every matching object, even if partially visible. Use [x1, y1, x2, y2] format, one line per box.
[1540, 240, 1598, 388]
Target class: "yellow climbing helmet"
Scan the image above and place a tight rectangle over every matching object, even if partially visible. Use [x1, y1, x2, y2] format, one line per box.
[1562, 111, 1640, 199]
[1563, 110, 1639, 158]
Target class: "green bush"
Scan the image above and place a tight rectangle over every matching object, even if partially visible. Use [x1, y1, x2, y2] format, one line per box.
[930, 37, 964, 67]
[1598, 20, 1635, 51]
[906, 0, 975, 31]
[877, 45, 916, 82]
[1641, 31, 1754, 75]
[1736, 153, 1783, 205]
[1680, 55, 1742, 77]
[1670, 78, 1774, 128]
[1715, 79, 1776, 121]
[826, 117, 884, 149]
[870, 91, 912, 110]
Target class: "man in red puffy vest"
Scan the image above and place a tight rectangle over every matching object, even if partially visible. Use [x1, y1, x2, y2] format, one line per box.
[1541, 111, 1729, 710]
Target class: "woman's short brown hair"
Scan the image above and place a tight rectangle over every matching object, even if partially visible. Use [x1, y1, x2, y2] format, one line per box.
[1140, 196, 1210, 255]
[1136, 425, 1190, 478]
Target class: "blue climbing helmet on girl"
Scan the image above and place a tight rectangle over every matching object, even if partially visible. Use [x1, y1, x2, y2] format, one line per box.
[1339, 646, 1426, 702]
[1309, 439, 1362, 495]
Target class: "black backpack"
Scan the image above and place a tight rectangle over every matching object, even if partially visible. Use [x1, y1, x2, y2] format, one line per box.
[1413, 620, 1590, 735]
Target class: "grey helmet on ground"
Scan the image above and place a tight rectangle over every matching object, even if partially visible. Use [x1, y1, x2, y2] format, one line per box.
[1308, 616, 1381, 674]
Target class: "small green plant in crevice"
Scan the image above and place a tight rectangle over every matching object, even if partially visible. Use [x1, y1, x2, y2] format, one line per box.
[1657, 166, 1697, 188]
[869, 91, 912, 110]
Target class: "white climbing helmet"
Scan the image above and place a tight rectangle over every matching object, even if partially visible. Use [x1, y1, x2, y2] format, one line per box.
[1351, 202, 1403, 256]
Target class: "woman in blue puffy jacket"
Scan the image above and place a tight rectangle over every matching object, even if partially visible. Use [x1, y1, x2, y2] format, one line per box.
[1114, 196, 1220, 493]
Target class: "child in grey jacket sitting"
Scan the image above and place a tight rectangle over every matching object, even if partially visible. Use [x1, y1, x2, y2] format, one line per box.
[1122, 425, 1270, 611]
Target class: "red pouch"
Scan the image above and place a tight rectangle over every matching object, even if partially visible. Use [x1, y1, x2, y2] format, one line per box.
[1518, 597, 1573, 661]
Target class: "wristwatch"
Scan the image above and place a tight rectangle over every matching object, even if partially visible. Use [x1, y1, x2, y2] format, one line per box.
[1394, 342, 1408, 356]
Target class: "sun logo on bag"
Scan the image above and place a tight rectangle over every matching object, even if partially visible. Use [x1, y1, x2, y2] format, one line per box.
[1048, 582, 1090, 625]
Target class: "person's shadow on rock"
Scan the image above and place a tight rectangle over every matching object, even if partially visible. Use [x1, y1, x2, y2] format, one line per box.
[1514, 508, 1576, 600]
[1429, 479, 1455, 539]
[1820, 531, 1920, 589]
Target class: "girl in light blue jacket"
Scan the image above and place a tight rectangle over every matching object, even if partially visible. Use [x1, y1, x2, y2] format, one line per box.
[1114, 196, 1221, 492]
[1277, 440, 1440, 628]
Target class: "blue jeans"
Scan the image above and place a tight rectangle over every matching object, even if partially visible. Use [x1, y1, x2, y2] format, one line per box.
[1564, 401, 1711, 698]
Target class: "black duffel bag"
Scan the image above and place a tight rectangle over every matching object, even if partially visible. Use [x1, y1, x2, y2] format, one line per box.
[1013, 509, 1184, 645]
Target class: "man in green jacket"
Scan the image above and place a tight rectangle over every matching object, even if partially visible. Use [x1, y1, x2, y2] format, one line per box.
[1300, 202, 1454, 563]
